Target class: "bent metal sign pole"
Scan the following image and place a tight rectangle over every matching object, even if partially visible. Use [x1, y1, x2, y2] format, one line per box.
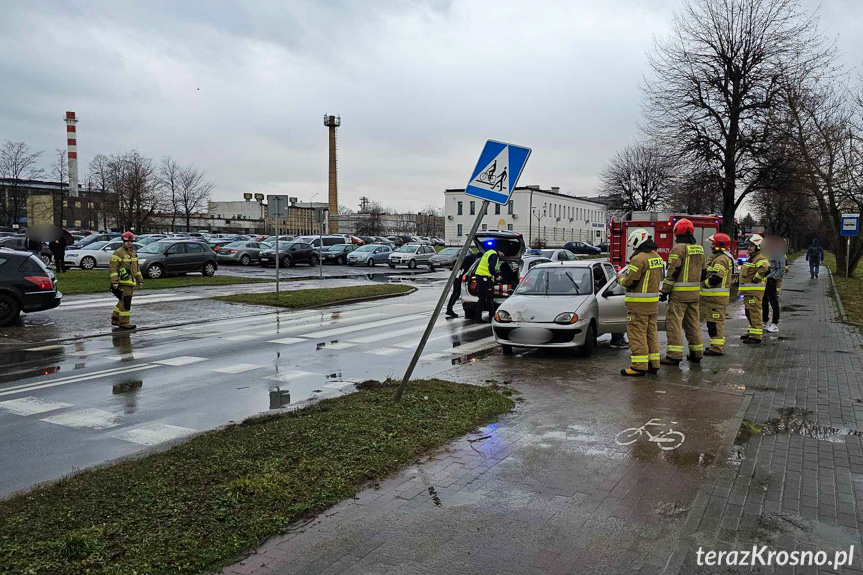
[395, 140, 531, 401]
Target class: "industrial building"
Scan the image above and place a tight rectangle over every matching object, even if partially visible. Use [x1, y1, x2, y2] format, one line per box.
[443, 185, 607, 247]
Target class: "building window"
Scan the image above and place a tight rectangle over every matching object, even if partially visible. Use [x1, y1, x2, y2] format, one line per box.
[495, 203, 500, 215]
[507, 200, 513, 215]
[457, 201, 463, 215]
[469, 201, 475, 215]
[507, 224, 513, 231]
[75, 201, 81, 208]
[457, 224, 463, 237]
[481, 223, 487, 231]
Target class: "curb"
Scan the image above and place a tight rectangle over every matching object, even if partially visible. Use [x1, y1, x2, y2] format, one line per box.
[828, 267, 850, 324]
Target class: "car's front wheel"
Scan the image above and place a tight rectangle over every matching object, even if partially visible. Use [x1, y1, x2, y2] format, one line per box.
[310, 255, 319, 266]
[389, 263, 396, 268]
[577, 323, 596, 358]
[408, 259, 417, 269]
[338, 256, 346, 265]
[146, 264, 164, 279]
[202, 262, 217, 277]
[367, 258, 375, 267]
[0, 294, 22, 327]
[429, 264, 436, 271]
[81, 256, 97, 270]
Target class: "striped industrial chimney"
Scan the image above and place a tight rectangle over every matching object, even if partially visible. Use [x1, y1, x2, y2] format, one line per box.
[64, 111, 79, 197]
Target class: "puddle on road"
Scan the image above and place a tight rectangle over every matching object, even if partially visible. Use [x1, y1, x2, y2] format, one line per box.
[743, 407, 863, 443]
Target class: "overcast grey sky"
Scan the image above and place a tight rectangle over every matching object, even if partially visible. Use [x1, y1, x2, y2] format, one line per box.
[2, 0, 861, 212]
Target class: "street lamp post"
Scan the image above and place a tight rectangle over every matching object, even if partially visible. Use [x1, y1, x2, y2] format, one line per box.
[531, 206, 545, 248]
[310, 193, 324, 280]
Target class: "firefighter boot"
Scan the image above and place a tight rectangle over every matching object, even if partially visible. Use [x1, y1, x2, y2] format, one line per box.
[660, 357, 680, 366]
[620, 368, 646, 377]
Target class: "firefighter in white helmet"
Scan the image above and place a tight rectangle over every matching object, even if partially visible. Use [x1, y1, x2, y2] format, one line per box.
[617, 228, 663, 377]
[739, 234, 770, 343]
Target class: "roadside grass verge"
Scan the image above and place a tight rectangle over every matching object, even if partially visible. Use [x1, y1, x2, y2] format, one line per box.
[824, 252, 863, 324]
[56, 269, 272, 296]
[0, 380, 514, 575]
[214, 283, 414, 308]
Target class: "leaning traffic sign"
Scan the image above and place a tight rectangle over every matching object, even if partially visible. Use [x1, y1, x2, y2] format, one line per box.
[841, 213, 860, 237]
[465, 140, 531, 205]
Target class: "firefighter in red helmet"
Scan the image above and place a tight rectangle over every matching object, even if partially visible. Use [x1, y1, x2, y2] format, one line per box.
[660, 218, 705, 366]
[701, 233, 733, 355]
[109, 232, 144, 329]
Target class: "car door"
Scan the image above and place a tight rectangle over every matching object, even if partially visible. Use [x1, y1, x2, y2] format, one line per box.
[164, 243, 187, 272]
[184, 242, 208, 271]
[596, 276, 668, 334]
[98, 243, 119, 266]
[245, 242, 260, 260]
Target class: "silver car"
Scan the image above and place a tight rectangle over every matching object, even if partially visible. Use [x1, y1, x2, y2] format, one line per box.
[492, 261, 668, 357]
[216, 240, 265, 266]
[347, 244, 393, 266]
[387, 244, 436, 268]
[427, 247, 466, 270]
[64, 240, 141, 270]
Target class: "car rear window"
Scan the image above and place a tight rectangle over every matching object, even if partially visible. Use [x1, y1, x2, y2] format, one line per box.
[18, 256, 49, 274]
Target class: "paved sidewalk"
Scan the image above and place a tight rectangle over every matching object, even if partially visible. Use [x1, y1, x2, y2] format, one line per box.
[219, 261, 862, 575]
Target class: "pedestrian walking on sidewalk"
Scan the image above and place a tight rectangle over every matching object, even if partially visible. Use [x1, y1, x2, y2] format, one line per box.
[618, 228, 663, 377]
[445, 250, 478, 318]
[805, 238, 824, 279]
[739, 234, 770, 344]
[659, 218, 705, 366]
[701, 233, 733, 356]
[762, 247, 785, 333]
[109, 232, 144, 330]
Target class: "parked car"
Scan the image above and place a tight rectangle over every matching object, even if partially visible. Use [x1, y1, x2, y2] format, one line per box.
[538, 249, 576, 262]
[322, 243, 358, 265]
[136, 240, 218, 279]
[597, 242, 609, 252]
[0, 236, 53, 265]
[492, 260, 667, 356]
[428, 247, 467, 270]
[295, 235, 351, 250]
[0, 248, 62, 326]
[259, 242, 319, 267]
[348, 244, 393, 266]
[65, 240, 141, 269]
[217, 240, 266, 266]
[388, 243, 436, 269]
[431, 237, 445, 246]
[136, 234, 168, 246]
[563, 241, 602, 256]
[460, 230, 525, 317]
[69, 232, 121, 250]
[518, 256, 553, 281]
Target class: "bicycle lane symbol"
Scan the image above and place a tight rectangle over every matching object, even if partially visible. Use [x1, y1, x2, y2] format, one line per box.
[615, 418, 685, 451]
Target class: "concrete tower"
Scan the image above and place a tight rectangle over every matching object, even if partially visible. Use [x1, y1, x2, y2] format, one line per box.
[324, 114, 341, 233]
[65, 111, 79, 197]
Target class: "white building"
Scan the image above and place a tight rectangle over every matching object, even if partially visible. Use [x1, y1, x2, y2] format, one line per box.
[444, 186, 607, 247]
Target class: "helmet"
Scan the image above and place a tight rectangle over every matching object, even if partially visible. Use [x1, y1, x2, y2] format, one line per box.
[673, 218, 694, 236]
[707, 232, 731, 249]
[747, 233, 764, 248]
[627, 228, 652, 250]
[122, 232, 136, 242]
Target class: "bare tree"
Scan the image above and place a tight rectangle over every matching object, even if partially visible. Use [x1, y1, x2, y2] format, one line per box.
[599, 142, 674, 212]
[0, 140, 43, 226]
[159, 156, 182, 232]
[663, 159, 725, 215]
[643, 0, 830, 235]
[337, 204, 354, 215]
[104, 151, 164, 232]
[87, 154, 111, 230]
[177, 164, 214, 232]
[355, 200, 386, 236]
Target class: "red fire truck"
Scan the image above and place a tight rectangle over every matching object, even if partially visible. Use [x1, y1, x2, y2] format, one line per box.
[608, 212, 738, 270]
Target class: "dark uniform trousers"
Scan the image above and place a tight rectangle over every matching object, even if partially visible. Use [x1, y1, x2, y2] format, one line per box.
[474, 276, 495, 322]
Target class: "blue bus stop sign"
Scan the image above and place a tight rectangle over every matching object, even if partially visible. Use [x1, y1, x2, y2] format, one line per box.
[841, 214, 860, 237]
[464, 140, 531, 205]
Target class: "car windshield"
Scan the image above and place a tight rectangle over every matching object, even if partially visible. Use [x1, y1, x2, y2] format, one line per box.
[396, 245, 418, 253]
[515, 267, 593, 296]
[439, 248, 460, 255]
[539, 250, 556, 258]
[138, 236, 163, 245]
[82, 241, 108, 251]
[139, 242, 172, 254]
[355, 245, 377, 252]
[260, 241, 273, 249]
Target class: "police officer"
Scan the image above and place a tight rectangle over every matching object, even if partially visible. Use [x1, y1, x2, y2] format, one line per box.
[660, 218, 705, 365]
[739, 234, 770, 343]
[473, 245, 504, 323]
[701, 233, 733, 356]
[109, 232, 144, 330]
[618, 228, 663, 377]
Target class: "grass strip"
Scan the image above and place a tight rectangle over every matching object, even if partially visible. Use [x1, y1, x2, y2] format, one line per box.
[56, 269, 272, 296]
[824, 252, 863, 324]
[0, 380, 514, 575]
[214, 283, 414, 308]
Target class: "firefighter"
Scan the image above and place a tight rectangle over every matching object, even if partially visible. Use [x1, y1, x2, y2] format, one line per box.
[659, 218, 705, 365]
[473, 246, 504, 323]
[109, 232, 144, 330]
[618, 228, 663, 377]
[700, 233, 733, 355]
[739, 234, 770, 343]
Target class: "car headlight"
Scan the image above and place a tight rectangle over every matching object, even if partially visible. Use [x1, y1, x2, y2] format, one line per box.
[554, 312, 579, 324]
[495, 310, 512, 323]
[138, 258, 147, 264]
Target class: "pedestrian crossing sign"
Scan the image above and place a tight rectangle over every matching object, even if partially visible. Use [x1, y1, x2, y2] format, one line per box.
[465, 140, 531, 205]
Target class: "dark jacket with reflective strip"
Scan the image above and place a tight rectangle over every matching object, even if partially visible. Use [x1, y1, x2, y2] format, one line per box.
[109, 246, 143, 286]
[619, 248, 663, 313]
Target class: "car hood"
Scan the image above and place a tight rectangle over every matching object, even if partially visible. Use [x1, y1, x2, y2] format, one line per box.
[429, 253, 456, 262]
[474, 231, 524, 260]
[497, 294, 591, 323]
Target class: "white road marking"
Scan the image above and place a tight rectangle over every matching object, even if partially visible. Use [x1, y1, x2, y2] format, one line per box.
[41, 408, 121, 430]
[303, 314, 426, 339]
[268, 337, 306, 345]
[265, 370, 317, 383]
[367, 348, 402, 356]
[61, 295, 201, 310]
[116, 424, 198, 446]
[222, 335, 257, 341]
[212, 363, 262, 374]
[0, 397, 73, 416]
[24, 345, 65, 352]
[107, 352, 156, 361]
[153, 356, 207, 367]
[0, 364, 160, 398]
[348, 318, 465, 344]
[396, 323, 488, 348]
[442, 336, 497, 354]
